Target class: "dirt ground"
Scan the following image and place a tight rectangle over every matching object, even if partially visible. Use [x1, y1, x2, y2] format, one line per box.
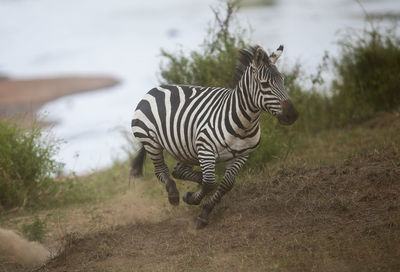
[0, 76, 119, 117]
[22, 145, 397, 271]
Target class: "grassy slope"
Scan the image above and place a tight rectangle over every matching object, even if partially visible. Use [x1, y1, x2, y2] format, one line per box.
[1, 112, 400, 272]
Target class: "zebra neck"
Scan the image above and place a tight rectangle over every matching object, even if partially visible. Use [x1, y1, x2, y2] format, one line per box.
[228, 83, 261, 133]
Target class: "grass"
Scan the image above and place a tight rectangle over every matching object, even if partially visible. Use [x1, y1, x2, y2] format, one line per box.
[226, 112, 400, 271]
[332, 26, 400, 124]
[1, 112, 399, 272]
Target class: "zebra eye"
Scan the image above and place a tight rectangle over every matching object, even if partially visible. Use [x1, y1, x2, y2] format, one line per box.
[260, 81, 270, 89]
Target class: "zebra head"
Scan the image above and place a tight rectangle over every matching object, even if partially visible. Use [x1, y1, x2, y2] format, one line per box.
[250, 45, 299, 125]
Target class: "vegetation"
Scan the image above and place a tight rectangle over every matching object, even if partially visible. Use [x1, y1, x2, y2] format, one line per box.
[332, 27, 400, 124]
[0, 119, 61, 209]
[160, 0, 246, 89]
[21, 217, 47, 242]
[0, 118, 133, 211]
[4, 110, 398, 272]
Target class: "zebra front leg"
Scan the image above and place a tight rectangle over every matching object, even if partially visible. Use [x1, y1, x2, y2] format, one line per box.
[196, 156, 248, 229]
[147, 149, 180, 206]
[182, 150, 216, 206]
[172, 162, 202, 184]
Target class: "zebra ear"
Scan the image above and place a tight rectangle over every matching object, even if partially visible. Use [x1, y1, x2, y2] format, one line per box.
[253, 47, 268, 68]
[269, 45, 284, 64]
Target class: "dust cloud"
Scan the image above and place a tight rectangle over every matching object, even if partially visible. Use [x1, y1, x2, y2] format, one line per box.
[0, 179, 181, 268]
[0, 227, 50, 267]
[112, 179, 169, 225]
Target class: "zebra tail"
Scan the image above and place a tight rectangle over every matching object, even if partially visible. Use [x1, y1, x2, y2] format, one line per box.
[130, 146, 146, 178]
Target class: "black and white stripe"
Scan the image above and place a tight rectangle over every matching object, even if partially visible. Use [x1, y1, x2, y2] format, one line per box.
[131, 45, 298, 228]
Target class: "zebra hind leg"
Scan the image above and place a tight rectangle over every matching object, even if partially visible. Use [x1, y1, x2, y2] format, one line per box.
[172, 162, 202, 184]
[147, 148, 180, 206]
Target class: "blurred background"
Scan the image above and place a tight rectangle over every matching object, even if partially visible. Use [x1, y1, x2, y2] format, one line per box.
[0, 0, 399, 173]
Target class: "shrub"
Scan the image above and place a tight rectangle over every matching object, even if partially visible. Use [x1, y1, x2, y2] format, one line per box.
[332, 27, 400, 124]
[159, 0, 247, 88]
[21, 217, 47, 242]
[158, 0, 310, 168]
[0, 119, 61, 209]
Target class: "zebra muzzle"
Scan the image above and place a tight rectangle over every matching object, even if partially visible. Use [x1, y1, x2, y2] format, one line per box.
[277, 99, 299, 125]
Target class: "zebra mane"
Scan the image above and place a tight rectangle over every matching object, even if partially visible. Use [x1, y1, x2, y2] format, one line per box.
[233, 45, 269, 86]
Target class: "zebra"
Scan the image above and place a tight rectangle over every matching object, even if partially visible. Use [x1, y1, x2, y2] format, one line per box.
[131, 45, 298, 229]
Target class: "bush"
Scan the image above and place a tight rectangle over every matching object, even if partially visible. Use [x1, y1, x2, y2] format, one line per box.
[21, 217, 47, 242]
[159, 0, 246, 88]
[158, 0, 311, 168]
[332, 27, 400, 124]
[0, 119, 61, 209]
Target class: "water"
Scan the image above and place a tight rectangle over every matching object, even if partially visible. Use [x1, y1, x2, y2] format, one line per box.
[0, 0, 398, 173]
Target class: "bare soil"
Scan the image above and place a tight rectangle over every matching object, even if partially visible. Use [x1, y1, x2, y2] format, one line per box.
[28, 146, 399, 271]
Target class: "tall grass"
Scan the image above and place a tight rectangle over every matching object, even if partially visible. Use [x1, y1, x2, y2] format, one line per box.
[332, 27, 400, 124]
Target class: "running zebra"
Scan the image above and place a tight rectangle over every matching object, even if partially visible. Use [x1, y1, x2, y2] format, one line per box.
[131, 45, 298, 229]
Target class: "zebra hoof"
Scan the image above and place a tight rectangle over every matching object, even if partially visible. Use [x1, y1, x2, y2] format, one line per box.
[168, 194, 180, 206]
[183, 192, 199, 205]
[166, 185, 180, 206]
[195, 216, 208, 229]
[182, 192, 193, 204]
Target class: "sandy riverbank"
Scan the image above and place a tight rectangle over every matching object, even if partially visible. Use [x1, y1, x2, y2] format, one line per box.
[0, 76, 120, 117]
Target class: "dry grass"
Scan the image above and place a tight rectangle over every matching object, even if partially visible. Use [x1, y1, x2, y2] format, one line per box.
[1, 113, 400, 272]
